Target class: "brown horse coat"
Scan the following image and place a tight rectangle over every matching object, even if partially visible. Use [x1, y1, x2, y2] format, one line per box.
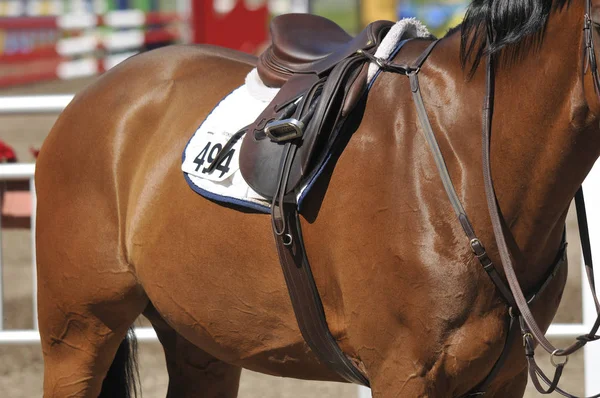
[35, 1, 600, 396]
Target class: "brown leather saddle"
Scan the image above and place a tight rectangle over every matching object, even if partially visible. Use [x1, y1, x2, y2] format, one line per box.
[206, 14, 437, 387]
[237, 14, 393, 200]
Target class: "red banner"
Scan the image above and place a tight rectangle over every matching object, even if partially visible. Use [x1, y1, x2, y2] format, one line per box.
[192, 0, 268, 54]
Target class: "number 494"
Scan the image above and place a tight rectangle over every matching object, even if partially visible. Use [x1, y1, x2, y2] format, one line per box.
[193, 142, 234, 179]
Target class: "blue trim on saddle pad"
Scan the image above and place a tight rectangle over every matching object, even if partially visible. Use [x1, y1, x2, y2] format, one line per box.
[182, 173, 271, 213]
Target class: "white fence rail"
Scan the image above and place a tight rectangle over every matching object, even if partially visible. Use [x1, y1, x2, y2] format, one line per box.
[0, 95, 74, 114]
[1, 95, 598, 396]
[0, 95, 158, 345]
[0, 162, 158, 344]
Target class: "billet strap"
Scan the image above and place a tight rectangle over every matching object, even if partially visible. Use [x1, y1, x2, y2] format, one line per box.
[272, 201, 370, 386]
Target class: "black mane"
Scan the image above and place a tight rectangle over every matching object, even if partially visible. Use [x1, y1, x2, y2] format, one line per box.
[458, 0, 571, 75]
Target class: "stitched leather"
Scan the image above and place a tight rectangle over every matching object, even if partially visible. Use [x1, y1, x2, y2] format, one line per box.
[257, 15, 392, 87]
[241, 21, 392, 199]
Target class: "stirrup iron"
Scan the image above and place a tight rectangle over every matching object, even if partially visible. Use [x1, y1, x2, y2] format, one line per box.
[264, 118, 305, 142]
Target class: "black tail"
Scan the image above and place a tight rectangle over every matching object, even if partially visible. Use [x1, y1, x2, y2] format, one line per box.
[99, 328, 140, 398]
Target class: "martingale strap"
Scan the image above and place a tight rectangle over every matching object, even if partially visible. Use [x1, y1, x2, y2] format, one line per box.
[481, 3, 600, 391]
[373, 23, 599, 396]
[399, 42, 568, 397]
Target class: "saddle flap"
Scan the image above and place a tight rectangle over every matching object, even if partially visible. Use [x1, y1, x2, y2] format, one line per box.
[239, 73, 319, 197]
[240, 54, 369, 200]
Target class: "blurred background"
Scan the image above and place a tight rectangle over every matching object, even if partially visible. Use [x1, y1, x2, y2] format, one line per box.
[0, 0, 470, 92]
[0, 1, 593, 397]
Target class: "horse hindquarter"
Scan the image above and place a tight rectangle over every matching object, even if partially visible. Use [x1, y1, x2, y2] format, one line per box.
[34, 45, 259, 397]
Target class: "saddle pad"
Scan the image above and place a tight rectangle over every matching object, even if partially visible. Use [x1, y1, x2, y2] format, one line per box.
[182, 18, 432, 213]
[182, 76, 277, 212]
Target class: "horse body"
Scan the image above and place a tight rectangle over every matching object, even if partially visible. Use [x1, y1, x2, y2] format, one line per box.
[35, 1, 599, 397]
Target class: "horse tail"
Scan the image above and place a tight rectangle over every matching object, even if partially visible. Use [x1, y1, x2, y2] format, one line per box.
[99, 328, 140, 398]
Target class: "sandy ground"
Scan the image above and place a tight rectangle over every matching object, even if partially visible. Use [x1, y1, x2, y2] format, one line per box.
[0, 76, 587, 397]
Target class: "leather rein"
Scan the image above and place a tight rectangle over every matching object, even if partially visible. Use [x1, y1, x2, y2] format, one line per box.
[479, 0, 600, 395]
[369, 0, 600, 395]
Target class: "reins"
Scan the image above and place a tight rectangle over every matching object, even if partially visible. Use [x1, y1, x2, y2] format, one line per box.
[478, 0, 600, 394]
[369, 0, 600, 395]
[482, 48, 600, 398]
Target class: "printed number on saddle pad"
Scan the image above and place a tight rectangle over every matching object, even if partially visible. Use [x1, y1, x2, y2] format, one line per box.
[183, 131, 240, 182]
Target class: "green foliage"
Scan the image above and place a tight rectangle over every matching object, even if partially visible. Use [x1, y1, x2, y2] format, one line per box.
[312, 0, 361, 34]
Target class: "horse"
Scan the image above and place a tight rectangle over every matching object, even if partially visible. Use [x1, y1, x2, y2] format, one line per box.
[34, 0, 600, 396]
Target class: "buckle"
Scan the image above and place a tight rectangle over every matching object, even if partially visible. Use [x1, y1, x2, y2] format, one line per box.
[264, 118, 305, 143]
[470, 238, 485, 255]
[522, 332, 533, 347]
[405, 67, 420, 76]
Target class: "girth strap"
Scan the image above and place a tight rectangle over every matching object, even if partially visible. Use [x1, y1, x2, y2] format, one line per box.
[272, 201, 370, 386]
[266, 38, 451, 388]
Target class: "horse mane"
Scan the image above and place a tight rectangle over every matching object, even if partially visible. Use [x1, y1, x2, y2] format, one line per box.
[457, 0, 571, 76]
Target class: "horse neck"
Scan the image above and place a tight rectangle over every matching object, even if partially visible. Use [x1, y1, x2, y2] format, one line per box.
[490, 1, 600, 286]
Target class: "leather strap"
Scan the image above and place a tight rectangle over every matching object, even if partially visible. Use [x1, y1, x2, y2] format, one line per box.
[362, 39, 441, 76]
[405, 43, 568, 397]
[575, 189, 600, 314]
[480, 1, 600, 390]
[482, 54, 600, 350]
[272, 201, 370, 386]
[266, 43, 386, 387]
[266, 38, 450, 388]
[407, 69, 517, 307]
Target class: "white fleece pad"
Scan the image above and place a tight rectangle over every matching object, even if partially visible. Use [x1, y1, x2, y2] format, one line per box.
[182, 81, 278, 210]
[367, 18, 433, 83]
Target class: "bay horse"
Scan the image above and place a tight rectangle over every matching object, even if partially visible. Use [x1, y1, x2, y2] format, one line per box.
[35, 0, 600, 397]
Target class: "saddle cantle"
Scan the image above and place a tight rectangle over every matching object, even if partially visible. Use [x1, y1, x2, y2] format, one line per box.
[238, 14, 394, 200]
[258, 14, 389, 87]
[257, 14, 352, 87]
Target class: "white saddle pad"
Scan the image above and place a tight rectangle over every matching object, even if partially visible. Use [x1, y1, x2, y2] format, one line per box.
[182, 72, 278, 211]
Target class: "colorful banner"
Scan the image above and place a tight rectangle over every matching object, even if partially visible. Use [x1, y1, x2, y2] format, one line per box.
[398, 1, 468, 36]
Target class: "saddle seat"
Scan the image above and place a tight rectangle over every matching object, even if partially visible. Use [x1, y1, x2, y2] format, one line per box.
[258, 14, 392, 87]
